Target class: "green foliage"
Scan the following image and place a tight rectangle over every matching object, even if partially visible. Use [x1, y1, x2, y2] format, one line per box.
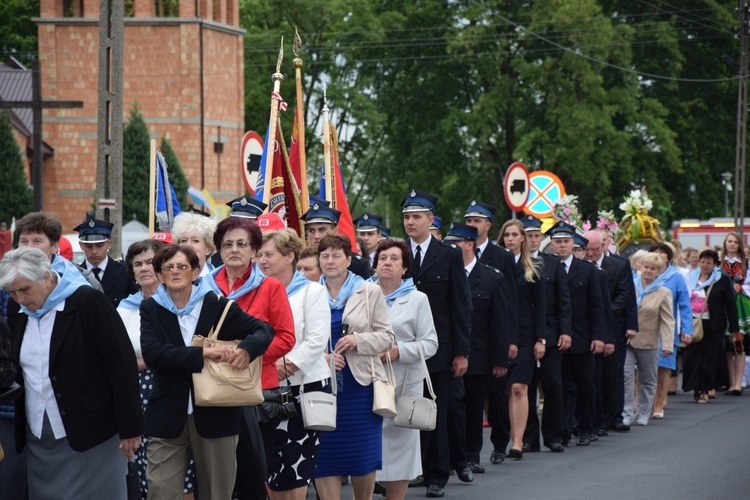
[0, 110, 33, 224]
[122, 102, 152, 224]
[159, 135, 189, 211]
[0, 0, 39, 66]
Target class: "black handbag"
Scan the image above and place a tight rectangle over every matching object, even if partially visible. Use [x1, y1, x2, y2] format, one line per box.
[126, 460, 141, 500]
[256, 357, 298, 424]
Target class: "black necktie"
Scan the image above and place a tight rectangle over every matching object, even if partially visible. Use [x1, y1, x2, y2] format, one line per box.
[561, 261, 567, 274]
[92, 267, 102, 282]
[412, 246, 422, 276]
[475, 247, 480, 259]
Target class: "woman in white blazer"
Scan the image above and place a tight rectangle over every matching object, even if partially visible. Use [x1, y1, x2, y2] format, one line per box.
[373, 239, 438, 500]
[256, 229, 332, 499]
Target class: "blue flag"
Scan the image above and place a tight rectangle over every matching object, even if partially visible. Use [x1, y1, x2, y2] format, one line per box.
[156, 151, 182, 231]
[253, 126, 272, 202]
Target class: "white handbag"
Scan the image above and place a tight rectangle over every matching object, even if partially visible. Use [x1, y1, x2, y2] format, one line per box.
[394, 344, 437, 431]
[371, 352, 397, 418]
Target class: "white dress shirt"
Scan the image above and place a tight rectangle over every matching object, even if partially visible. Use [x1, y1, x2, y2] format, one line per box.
[561, 255, 574, 273]
[464, 257, 477, 277]
[411, 235, 433, 262]
[85, 255, 109, 274]
[177, 300, 203, 414]
[476, 239, 490, 260]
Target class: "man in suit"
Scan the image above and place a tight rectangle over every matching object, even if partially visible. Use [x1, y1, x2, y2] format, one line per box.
[548, 222, 605, 446]
[74, 217, 135, 307]
[300, 198, 371, 279]
[521, 215, 572, 453]
[402, 189, 472, 498]
[464, 200, 518, 465]
[354, 212, 384, 268]
[584, 229, 638, 433]
[444, 222, 509, 474]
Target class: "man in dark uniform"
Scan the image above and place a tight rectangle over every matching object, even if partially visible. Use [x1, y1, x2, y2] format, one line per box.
[464, 200, 518, 465]
[74, 217, 135, 307]
[547, 222, 605, 446]
[300, 200, 371, 279]
[380, 226, 391, 240]
[522, 215, 572, 453]
[226, 195, 267, 220]
[444, 223, 509, 473]
[403, 190, 472, 498]
[354, 213, 384, 268]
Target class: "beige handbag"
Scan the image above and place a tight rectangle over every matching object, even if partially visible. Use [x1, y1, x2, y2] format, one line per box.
[191, 298, 264, 407]
[371, 353, 397, 418]
[394, 344, 437, 431]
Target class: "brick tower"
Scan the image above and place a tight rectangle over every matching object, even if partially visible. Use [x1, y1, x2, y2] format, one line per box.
[37, 0, 244, 231]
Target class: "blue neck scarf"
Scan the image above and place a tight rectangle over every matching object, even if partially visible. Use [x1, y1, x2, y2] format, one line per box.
[152, 276, 214, 317]
[50, 255, 92, 289]
[379, 278, 417, 307]
[688, 267, 722, 290]
[209, 262, 265, 300]
[22, 269, 86, 319]
[660, 264, 680, 284]
[319, 271, 364, 310]
[119, 291, 144, 310]
[634, 275, 663, 308]
[286, 271, 310, 298]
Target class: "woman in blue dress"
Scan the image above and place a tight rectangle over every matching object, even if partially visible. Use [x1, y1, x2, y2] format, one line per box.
[314, 234, 395, 499]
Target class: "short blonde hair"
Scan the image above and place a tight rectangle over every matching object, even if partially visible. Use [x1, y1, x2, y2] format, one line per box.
[262, 228, 305, 267]
[630, 249, 648, 267]
[640, 252, 665, 271]
[172, 212, 217, 253]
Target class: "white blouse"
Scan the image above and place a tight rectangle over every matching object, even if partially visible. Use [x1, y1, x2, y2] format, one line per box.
[284, 282, 332, 386]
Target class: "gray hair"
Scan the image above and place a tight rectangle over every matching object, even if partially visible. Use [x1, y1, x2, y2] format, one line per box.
[171, 212, 217, 253]
[0, 247, 54, 289]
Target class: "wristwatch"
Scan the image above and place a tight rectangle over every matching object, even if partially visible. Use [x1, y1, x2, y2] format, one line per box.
[536, 338, 546, 346]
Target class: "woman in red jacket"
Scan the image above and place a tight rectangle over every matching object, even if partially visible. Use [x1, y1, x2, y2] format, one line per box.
[210, 217, 296, 500]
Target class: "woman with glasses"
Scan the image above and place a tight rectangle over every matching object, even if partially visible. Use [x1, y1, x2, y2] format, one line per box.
[209, 217, 296, 499]
[140, 244, 274, 499]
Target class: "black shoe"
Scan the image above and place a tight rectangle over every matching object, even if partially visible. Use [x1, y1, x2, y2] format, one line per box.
[490, 450, 505, 464]
[409, 475, 425, 488]
[374, 481, 387, 495]
[426, 485, 445, 498]
[576, 434, 591, 446]
[548, 442, 565, 453]
[467, 462, 485, 473]
[597, 428, 609, 437]
[610, 422, 631, 433]
[507, 448, 523, 460]
[455, 467, 474, 483]
[522, 442, 541, 453]
[668, 390, 677, 395]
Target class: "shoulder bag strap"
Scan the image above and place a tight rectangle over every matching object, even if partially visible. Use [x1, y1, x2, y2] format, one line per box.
[399, 344, 436, 401]
[208, 297, 234, 341]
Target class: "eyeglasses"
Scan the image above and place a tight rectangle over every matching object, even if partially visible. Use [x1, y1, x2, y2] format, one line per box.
[162, 263, 191, 272]
[221, 240, 250, 249]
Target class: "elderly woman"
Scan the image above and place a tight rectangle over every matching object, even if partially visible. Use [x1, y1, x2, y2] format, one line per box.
[118, 239, 197, 498]
[315, 234, 395, 500]
[623, 252, 674, 426]
[255, 228, 331, 499]
[297, 246, 322, 282]
[719, 232, 750, 395]
[683, 249, 739, 403]
[209, 217, 296, 498]
[648, 243, 692, 419]
[172, 211, 217, 277]
[372, 239, 437, 500]
[0, 247, 142, 498]
[140, 245, 274, 499]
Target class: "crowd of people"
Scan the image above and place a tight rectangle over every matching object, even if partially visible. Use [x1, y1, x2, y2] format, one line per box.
[0, 190, 748, 500]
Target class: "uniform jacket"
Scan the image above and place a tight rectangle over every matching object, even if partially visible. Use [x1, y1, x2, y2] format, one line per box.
[466, 262, 510, 375]
[515, 259, 547, 347]
[480, 242, 518, 342]
[409, 236, 473, 373]
[632, 287, 674, 350]
[139, 293, 274, 440]
[607, 253, 639, 331]
[81, 258, 135, 307]
[348, 253, 372, 280]
[538, 252, 572, 344]
[564, 258, 606, 353]
[340, 282, 395, 386]
[8, 286, 142, 452]
[596, 266, 616, 344]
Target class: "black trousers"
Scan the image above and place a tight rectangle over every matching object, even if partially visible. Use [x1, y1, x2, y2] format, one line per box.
[601, 330, 628, 427]
[462, 373, 489, 463]
[524, 345, 564, 447]
[235, 407, 269, 500]
[448, 376, 468, 471]
[487, 374, 510, 453]
[421, 369, 452, 488]
[561, 351, 595, 435]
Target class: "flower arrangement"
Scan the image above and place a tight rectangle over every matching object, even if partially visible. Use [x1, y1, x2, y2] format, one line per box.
[596, 210, 619, 235]
[619, 189, 653, 216]
[553, 194, 583, 227]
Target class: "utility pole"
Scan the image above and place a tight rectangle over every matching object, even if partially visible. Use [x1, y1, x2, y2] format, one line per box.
[733, 0, 750, 241]
[95, 0, 125, 257]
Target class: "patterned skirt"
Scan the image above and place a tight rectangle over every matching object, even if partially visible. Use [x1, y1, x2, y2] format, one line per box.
[725, 294, 750, 354]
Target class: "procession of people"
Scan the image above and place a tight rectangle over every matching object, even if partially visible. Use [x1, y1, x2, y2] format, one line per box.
[0, 187, 749, 500]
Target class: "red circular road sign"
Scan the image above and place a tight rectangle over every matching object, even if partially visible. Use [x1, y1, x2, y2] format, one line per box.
[240, 131, 264, 195]
[504, 162, 530, 211]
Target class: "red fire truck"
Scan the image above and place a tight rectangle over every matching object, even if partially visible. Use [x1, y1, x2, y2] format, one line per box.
[671, 218, 750, 248]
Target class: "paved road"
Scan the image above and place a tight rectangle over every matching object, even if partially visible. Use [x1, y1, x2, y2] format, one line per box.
[323, 389, 749, 499]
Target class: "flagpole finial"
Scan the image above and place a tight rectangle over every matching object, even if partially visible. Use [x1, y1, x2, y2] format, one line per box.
[293, 27, 303, 68]
[273, 36, 285, 83]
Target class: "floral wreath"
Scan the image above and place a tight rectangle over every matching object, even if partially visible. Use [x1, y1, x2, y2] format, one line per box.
[553, 194, 582, 227]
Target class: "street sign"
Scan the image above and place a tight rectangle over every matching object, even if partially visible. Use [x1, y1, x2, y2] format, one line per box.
[503, 162, 530, 211]
[240, 131, 263, 196]
[98, 198, 116, 209]
[523, 171, 566, 218]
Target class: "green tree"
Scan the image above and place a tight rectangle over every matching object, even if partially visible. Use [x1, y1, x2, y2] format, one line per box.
[122, 102, 151, 224]
[0, 110, 33, 224]
[0, 0, 39, 66]
[159, 134, 189, 210]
